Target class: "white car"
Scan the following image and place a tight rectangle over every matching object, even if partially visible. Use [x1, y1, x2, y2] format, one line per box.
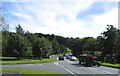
[70, 56, 77, 61]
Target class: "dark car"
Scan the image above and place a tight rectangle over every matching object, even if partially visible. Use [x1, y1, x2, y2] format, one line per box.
[58, 56, 64, 60]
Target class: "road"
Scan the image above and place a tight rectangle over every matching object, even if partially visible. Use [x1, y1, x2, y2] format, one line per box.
[1, 58, 120, 76]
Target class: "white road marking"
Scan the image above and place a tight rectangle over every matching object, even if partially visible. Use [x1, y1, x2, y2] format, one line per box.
[54, 62, 58, 66]
[55, 62, 77, 76]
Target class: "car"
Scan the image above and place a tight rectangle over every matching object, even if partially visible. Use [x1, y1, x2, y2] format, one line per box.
[58, 56, 64, 60]
[70, 56, 77, 61]
[66, 55, 71, 59]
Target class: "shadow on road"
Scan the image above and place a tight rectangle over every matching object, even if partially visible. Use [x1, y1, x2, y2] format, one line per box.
[71, 63, 85, 67]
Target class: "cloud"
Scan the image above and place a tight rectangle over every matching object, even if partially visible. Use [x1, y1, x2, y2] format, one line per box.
[77, 2, 117, 19]
[93, 8, 118, 31]
[75, 7, 118, 38]
[2, 0, 119, 2]
[2, 1, 118, 38]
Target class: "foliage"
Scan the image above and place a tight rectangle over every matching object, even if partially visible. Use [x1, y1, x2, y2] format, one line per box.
[1, 58, 56, 64]
[100, 63, 120, 69]
[1, 68, 56, 74]
[2, 23, 120, 64]
[100, 25, 120, 63]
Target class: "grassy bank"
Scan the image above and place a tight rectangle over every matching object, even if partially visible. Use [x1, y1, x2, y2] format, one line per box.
[100, 62, 120, 69]
[1, 68, 64, 76]
[1, 68, 56, 74]
[0, 58, 56, 65]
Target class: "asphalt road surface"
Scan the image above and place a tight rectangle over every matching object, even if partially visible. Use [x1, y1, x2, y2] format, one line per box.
[1, 58, 120, 76]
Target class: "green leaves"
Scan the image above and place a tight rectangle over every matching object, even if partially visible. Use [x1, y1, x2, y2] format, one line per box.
[2, 24, 120, 63]
[16, 24, 24, 35]
[100, 25, 120, 63]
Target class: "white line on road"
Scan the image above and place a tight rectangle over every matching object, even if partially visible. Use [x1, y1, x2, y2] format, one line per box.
[54, 62, 58, 66]
[55, 62, 77, 76]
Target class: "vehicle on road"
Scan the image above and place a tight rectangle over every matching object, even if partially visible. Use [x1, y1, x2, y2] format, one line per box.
[79, 53, 100, 67]
[70, 56, 77, 61]
[66, 55, 71, 59]
[58, 56, 64, 60]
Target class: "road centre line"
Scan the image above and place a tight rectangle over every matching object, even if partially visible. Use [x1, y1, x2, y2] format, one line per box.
[55, 62, 77, 76]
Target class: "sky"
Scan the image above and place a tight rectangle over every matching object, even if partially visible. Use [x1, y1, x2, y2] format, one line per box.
[2, 0, 119, 38]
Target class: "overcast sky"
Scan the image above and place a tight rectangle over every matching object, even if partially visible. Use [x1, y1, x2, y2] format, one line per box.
[2, 0, 118, 38]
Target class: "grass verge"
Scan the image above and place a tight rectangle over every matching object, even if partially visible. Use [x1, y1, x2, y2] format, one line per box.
[1, 68, 56, 74]
[0, 68, 64, 76]
[0, 58, 56, 65]
[0, 57, 17, 59]
[100, 62, 120, 69]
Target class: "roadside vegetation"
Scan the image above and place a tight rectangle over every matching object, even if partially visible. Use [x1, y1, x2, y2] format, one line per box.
[1, 68, 56, 74]
[1, 17, 120, 66]
[0, 68, 65, 76]
[1, 68, 65, 76]
[100, 63, 120, 69]
[0, 57, 56, 65]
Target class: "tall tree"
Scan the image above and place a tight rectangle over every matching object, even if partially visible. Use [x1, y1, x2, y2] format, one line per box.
[4, 33, 32, 59]
[101, 25, 119, 63]
[51, 37, 61, 54]
[16, 24, 24, 35]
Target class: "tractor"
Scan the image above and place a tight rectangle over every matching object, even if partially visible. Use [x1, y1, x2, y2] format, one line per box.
[79, 53, 100, 67]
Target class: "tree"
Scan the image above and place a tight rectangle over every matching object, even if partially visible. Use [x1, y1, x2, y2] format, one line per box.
[30, 34, 53, 59]
[51, 38, 61, 54]
[40, 37, 53, 58]
[96, 36, 104, 51]
[16, 24, 24, 35]
[2, 25, 32, 59]
[30, 34, 42, 59]
[60, 44, 67, 54]
[1, 17, 9, 56]
[0, 16, 9, 31]
[2, 31, 9, 56]
[101, 25, 119, 63]
[82, 37, 97, 52]
[115, 30, 120, 63]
